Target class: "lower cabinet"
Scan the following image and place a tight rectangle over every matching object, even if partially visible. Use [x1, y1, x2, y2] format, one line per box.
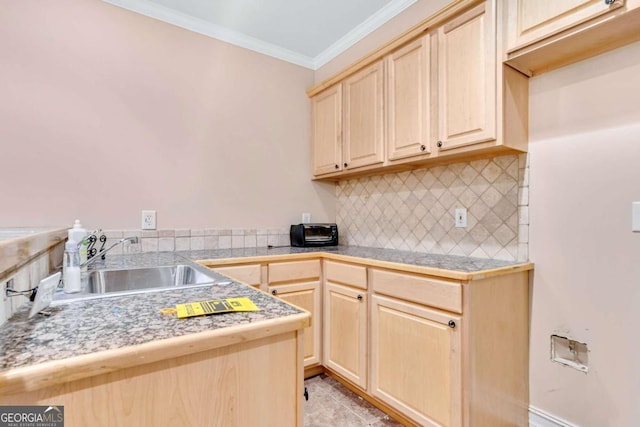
[268, 260, 323, 369]
[371, 294, 461, 427]
[268, 281, 322, 367]
[203, 255, 531, 426]
[324, 282, 367, 389]
[209, 263, 263, 289]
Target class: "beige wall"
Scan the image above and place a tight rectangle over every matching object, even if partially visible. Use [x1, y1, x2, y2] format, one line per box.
[0, 0, 334, 230]
[314, 0, 450, 83]
[529, 41, 640, 426]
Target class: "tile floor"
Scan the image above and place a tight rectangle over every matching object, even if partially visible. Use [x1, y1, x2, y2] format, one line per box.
[304, 374, 404, 426]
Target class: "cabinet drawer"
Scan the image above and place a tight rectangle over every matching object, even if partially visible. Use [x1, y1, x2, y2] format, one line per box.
[371, 269, 462, 313]
[324, 260, 367, 289]
[210, 264, 262, 287]
[268, 260, 321, 284]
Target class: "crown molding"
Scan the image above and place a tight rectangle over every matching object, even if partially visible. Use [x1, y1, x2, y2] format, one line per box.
[102, 0, 418, 70]
[101, 0, 316, 69]
[313, 0, 419, 69]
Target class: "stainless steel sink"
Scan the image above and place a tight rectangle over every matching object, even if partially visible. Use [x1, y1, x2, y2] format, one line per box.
[87, 265, 215, 294]
[52, 264, 224, 304]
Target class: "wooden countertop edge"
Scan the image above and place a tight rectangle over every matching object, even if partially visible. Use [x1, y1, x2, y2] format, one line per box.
[197, 252, 534, 281]
[0, 312, 310, 396]
[0, 228, 67, 281]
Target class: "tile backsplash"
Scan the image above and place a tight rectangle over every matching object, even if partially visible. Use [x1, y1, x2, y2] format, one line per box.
[99, 228, 292, 255]
[336, 154, 530, 261]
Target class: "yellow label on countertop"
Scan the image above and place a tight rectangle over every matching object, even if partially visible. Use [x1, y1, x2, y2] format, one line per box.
[176, 297, 259, 319]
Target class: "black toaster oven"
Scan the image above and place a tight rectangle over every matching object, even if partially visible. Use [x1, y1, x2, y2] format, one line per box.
[290, 223, 338, 247]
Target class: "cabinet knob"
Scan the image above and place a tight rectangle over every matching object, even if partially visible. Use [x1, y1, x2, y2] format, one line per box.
[420, 144, 426, 152]
[437, 141, 443, 148]
[605, 0, 619, 4]
[448, 320, 456, 329]
[271, 289, 278, 296]
[344, 162, 348, 168]
[357, 294, 363, 301]
[334, 164, 339, 169]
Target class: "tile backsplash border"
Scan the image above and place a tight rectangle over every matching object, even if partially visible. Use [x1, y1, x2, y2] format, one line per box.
[99, 228, 292, 255]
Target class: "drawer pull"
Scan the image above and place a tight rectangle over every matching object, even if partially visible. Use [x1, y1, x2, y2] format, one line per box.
[357, 294, 363, 301]
[271, 289, 278, 296]
[448, 320, 456, 329]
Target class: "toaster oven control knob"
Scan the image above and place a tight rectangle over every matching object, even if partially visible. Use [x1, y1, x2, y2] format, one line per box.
[357, 294, 363, 301]
[420, 144, 426, 152]
[271, 289, 278, 296]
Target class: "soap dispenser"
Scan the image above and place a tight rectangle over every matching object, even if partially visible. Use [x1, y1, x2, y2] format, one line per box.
[63, 240, 82, 293]
[68, 219, 88, 268]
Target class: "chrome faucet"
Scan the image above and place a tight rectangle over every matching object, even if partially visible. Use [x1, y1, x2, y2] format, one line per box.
[80, 236, 139, 268]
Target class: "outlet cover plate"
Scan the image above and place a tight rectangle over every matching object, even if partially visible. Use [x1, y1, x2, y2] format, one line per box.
[142, 210, 157, 230]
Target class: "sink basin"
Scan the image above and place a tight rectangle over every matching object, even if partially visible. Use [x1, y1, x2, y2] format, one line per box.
[87, 265, 216, 294]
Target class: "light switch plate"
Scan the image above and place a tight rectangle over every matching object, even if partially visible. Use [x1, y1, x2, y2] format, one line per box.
[454, 208, 467, 228]
[633, 202, 640, 232]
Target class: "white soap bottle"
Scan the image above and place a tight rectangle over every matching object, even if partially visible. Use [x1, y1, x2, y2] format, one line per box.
[68, 219, 88, 269]
[63, 240, 82, 293]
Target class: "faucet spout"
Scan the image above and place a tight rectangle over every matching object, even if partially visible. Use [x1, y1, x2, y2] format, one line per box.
[80, 236, 139, 268]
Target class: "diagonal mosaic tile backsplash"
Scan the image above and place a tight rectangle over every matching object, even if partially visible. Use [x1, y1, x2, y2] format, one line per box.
[336, 154, 529, 261]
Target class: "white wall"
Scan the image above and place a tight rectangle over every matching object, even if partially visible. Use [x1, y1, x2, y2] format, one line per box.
[0, 0, 334, 230]
[529, 40, 640, 426]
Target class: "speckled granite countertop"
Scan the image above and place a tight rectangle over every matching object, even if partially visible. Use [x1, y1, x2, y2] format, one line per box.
[0, 252, 304, 373]
[186, 245, 529, 277]
[0, 246, 532, 379]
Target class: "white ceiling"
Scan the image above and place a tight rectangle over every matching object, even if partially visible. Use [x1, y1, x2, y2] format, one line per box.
[102, 0, 419, 69]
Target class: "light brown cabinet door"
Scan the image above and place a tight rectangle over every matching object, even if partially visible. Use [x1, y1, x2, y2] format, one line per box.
[323, 282, 367, 389]
[210, 264, 262, 288]
[269, 281, 322, 367]
[437, 2, 496, 152]
[506, 0, 625, 52]
[312, 84, 342, 176]
[343, 60, 384, 170]
[371, 294, 461, 427]
[386, 34, 432, 161]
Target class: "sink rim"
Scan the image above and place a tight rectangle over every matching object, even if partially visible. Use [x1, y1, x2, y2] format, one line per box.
[51, 264, 228, 305]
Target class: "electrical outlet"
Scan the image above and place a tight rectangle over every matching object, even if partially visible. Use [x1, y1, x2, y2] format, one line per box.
[454, 208, 467, 228]
[302, 213, 311, 224]
[141, 210, 157, 230]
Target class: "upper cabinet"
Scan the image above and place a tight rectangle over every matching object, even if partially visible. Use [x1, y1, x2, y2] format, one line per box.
[507, 0, 624, 50]
[309, 0, 529, 180]
[505, 0, 640, 75]
[311, 84, 342, 175]
[437, 2, 496, 151]
[343, 61, 385, 170]
[386, 35, 432, 161]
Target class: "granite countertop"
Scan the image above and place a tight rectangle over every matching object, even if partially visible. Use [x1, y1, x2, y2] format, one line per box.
[0, 246, 531, 375]
[185, 245, 525, 273]
[0, 252, 303, 371]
